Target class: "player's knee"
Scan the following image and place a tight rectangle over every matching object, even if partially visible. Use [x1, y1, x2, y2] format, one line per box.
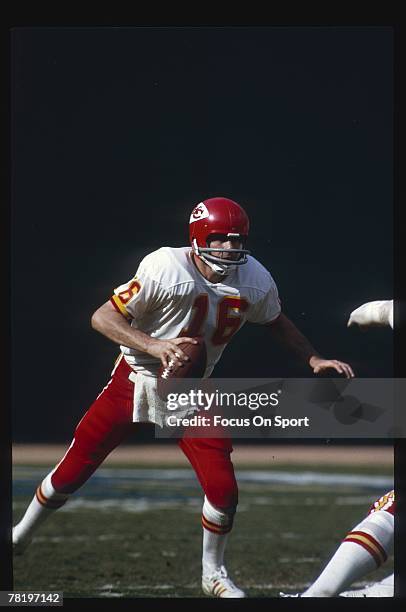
[357, 508, 394, 533]
[50, 449, 103, 494]
[38, 472, 70, 507]
[351, 507, 394, 558]
[50, 470, 80, 494]
[206, 472, 238, 510]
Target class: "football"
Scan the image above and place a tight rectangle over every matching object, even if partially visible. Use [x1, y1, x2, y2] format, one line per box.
[157, 337, 207, 401]
[158, 337, 207, 380]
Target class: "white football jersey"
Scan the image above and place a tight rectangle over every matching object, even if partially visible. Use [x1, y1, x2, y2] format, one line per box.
[110, 247, 281, 377]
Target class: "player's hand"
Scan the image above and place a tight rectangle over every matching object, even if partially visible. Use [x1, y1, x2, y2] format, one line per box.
[146, 337, 199, 369]
[309, 356, 355, 378]
[347, 300, 393, 329]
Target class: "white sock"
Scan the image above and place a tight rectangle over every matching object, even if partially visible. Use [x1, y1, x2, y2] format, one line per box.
[13, 472, 69, 547]
[201, 496, 234, 576]
[302, 510, 394, 597]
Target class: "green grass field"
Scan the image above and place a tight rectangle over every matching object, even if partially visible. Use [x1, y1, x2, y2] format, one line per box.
[13, 463, 394, 598]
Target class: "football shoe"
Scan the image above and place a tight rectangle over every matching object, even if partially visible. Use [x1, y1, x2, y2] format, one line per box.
[202, 565, 246, 598]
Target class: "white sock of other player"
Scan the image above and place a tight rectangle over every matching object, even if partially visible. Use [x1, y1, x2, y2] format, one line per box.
[340, 572, 394, 597]
[13, 472, 69, 553]
[302, 510, 394, 597]
[201, 496, 234, 576]
[379, 573, 394, 586]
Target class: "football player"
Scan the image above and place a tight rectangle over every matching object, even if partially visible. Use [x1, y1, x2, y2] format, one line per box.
[281, 299, 394, 598]
[13, 197, 354, 598]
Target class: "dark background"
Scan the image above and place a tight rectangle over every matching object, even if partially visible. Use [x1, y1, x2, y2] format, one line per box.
[11, 26, 393, 442]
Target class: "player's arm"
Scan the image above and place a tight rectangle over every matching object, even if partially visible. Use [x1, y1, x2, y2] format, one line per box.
[266, 312, 354, 378]
[91, 300, 197, 368]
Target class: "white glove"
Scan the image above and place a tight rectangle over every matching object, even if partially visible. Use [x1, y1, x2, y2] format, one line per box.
[347, 300, 393, 329]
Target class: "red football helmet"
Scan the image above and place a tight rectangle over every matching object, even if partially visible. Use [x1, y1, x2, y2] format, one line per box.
[189, 197, 251, 275]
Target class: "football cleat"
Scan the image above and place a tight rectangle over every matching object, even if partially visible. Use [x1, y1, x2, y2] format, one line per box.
[202, 566, 246, 598]
[12, 526, 32, 555]
[340, 582, 394, 597]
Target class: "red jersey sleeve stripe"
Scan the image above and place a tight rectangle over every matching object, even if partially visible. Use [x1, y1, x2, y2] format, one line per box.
[110, 295, 131, 319]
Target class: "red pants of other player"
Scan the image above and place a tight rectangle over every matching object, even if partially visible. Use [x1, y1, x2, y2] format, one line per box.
[51, 356, 238, 510]
[367, 490, 395, 516]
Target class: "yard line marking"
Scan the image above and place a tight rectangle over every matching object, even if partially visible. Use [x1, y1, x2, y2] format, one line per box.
[99, 584, 118, 590]
[31, 534, 131, 543]
[58, 498, 199, 513]
[98, 585, 180, 591]
[94, 581, 374, 591]
[279, 557, 320, 563]
[13, 494, 385, 514]
[13, 467, 393, 489]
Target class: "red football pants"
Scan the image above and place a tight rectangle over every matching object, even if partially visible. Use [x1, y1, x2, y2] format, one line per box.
[51, 356, 238, 510]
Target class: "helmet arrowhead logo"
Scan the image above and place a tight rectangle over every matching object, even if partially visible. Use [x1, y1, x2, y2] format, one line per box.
[189, 202, 209, 224]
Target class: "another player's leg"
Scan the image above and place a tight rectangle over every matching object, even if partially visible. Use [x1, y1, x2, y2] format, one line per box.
[178, 435, 245, 598]
[281, 491, 394, 598]
[339, 572, 394, 597]
[13, 356, 135, 554]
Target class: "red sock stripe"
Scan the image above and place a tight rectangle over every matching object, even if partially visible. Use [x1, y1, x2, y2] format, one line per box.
[344, 531, 387, 567]
[202, 514, 233, 532]
[202, 515, 232, 535]
[344, 537, 382, 567]
[35, 486, 67, 509]
[349, 531, 387, 562]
